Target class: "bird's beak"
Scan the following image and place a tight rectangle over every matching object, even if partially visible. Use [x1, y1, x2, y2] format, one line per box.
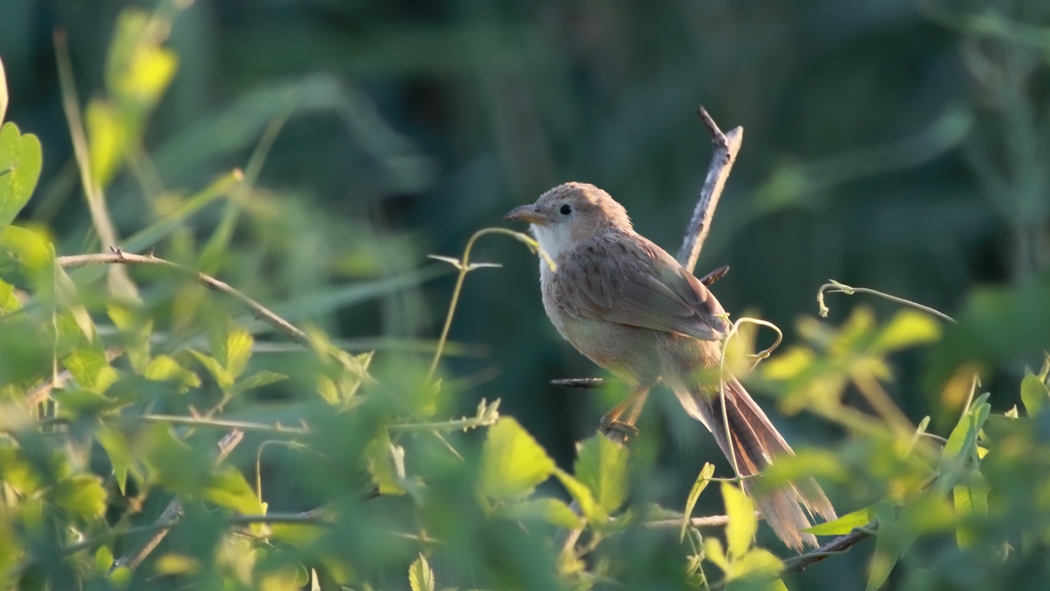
[503, 204, 551, 226]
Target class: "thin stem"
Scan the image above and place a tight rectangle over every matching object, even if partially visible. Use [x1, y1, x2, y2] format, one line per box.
[56, 251, 311, 347]
[643, 514, 741, 529]
[817, 280, 955, 323]
[53, 29, 139, 301]
[716, 317, 784, 478]
[132, 414, 308, 434]
[428, 227, 553, 378]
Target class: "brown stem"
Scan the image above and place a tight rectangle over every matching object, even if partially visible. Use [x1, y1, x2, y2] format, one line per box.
[781, 523, 877, 573]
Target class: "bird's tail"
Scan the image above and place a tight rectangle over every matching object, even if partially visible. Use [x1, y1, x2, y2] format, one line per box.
[670, 376, 837, 551]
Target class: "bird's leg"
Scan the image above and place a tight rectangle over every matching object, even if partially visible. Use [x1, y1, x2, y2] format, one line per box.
[599, 385, 650, 442]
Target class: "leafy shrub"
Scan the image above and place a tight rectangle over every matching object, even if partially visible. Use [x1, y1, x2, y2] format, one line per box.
[1, 6, 1050, 591]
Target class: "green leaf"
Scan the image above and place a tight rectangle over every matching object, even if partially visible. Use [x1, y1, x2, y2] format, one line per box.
[231, 370, 288, 395]
[723, 483, 757, 560]
[574, 434, 629, 514]
[802, 505, 876, 535]
[144, 355, 201, 392]
[154, 553, 200, 575]
[703, 537, 731, 573]
[954, 473, 989, 549]
[204, 468, 265, 515]
[85, 100, 126, 189]
[96, 424, 134, 494]
[553, 468, 607, 524]
[731, 548, 784, 581]
[109, 566, 131, 588]
[52, 474, 107, 521]
[479, 418, 554, 501]
[364, 431, 406, 496]
[54, 263, 96, 343]
[497, 498, 585, 529]
[0, 225, 52, 290]
[872, 309, 942, 353]
[0, 122, 43, 229]
[107, 302, 152, 372]
[866, 501, 901, 591]
[681, 463, 716, 542]
[94, 546, 113, 576]
[190, 349, 233, 390]
[408, 554, 435, 591]
[939, 393, 991, 493]
[1020, 372, 1049, 416]
[64, 347, 119, 394]
[224, 322, 253, 379]
[0, 279, 19, 313]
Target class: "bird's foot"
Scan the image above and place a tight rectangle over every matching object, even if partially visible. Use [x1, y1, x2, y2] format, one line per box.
[599, 418, 639, 443]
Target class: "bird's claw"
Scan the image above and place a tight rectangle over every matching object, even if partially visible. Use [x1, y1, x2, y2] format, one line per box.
[599, 418, 639, 443]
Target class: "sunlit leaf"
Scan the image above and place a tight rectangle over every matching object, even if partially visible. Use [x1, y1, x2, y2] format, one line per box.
[85, 100, 126, 188]
[190, 350, 234, 390]
[0, 122, 43, 228]
[479, 418, 554, 501]
[574, 434, 629, 514]
[681, 463, 715, 542]
[497, 498, 584, 529]
[802, 505, 876, 535]
[722, 483, 757, 560]
[51, 474, 107, 521]
[231, 370, 288, 395]
[94, 546, 113, 576]
[204, 468, 266, 515]
[553, 468, 607, 525]
[155, 553, 200, 575]
[224, 322, 254, 379]
[64, 347, 120, 394]
[761, 347, 815, 381]
[1020, 373, 1049, 416]
[144, 355, 201, 392]
[872, 309, 942, 353]
[731, 548, 784, 581]
[408, 553, 435, 591]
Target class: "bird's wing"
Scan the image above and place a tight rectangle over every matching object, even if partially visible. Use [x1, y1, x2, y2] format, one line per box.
[557, 234, 729, 341]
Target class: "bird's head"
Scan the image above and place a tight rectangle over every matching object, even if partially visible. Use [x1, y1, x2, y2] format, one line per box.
[503, 182, 632, 258]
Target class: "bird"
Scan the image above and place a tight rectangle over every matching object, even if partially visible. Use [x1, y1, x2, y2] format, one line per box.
[504, 181, 836, 551]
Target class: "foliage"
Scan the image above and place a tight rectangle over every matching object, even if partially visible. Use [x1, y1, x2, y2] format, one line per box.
[1, 2, 1050, 591]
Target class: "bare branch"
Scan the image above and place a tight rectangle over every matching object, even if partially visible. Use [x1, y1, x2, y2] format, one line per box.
[678, 107, 744, 274]
[781, 523, 876, 573]
[644, 514, 736, 529]
[551, 378, 606, 389]
[57, 251, 309, 347]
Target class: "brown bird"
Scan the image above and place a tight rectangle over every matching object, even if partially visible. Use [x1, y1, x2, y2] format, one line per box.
[504, 182, 836, 550]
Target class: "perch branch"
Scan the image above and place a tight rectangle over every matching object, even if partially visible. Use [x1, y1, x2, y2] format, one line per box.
[781, 522, 877, 573]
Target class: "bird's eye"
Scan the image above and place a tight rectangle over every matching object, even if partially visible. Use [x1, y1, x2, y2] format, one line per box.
[560, 204, 572, 215]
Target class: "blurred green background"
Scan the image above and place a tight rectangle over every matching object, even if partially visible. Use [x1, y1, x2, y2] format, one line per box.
[2, 0, 1048, 587]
